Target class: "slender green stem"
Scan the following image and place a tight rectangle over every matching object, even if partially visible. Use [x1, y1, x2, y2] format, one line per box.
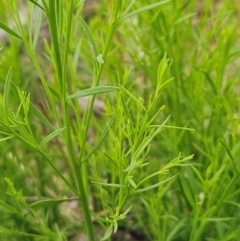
[38, 149, 79, 196]
[63, 101, 95, 241]
[61, 0, 74, 101]
[47, 1, 63, 95]
[78, 21, 119, 164]
[50, 0, 96, 239]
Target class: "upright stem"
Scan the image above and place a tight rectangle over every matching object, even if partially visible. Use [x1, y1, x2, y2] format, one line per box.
[59, 0, 96, 240]
[78, 21, 119, 164]
[76, 15, 119, 241]
[47, 1, 96, 240]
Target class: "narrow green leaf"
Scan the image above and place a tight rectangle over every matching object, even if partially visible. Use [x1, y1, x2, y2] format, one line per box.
[122, 205, 132, 216]
[122, 0, 136, 16]
[104, 204, 115, 216]
[39, 127, 66, 148]
[27, 0, 45, 11]
[103, 152, 118, 166]
[121, 94, 132, 123]
[29, 103, 55, 131]
[0, 22, 22, 40]
[194, 67, 217, 95]
[119, 85, 146, 112]
[67, 86, 119, 100]
[119, 0, 171, 22]
[48, 84, 60, 99]
[166, 219, 186, 241]
[219, 139, 238, 173]
[157, 53, 168, 84]
[128, 176, 137, 188]
[0, 135, 13, 142]
[190, 164, 204, 184]
[74, 41, 82, 71]
[158, 78, 174, 93]
[0, 200, 22, 215]
[80, 17, 98, 58]
[123, 159, 137, 172]
[91, 181, 126, 188]
[47, 2, 63, 93]
[208, 164, 226, 186]
[31, 197, 78, 208]
[4, 68, 12, 121]
[149, 124, 194, 131]
[200, 217, 234, 222]
[38, 149, 78, 195]
[179, 175, 194, 208]
[133, 175, 177, 193]
[174, 13, 197, 25]
[32, 8, 43, 48]
[123, 115, 170, 172]
[82, 116, 115, 163]
[0, 131, 12, 135]
[0, 227, 45, 237]
[101, 224, 113, 241]
[224, 201, 240, 208]
[134, 115, 171, 160]
[113, 220, 118, 233]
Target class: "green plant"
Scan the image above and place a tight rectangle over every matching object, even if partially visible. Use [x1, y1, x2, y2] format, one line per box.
[1, 0, 240, 241]
[0, 1, 190, 241]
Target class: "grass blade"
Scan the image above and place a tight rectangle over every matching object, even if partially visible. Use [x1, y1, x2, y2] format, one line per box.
[0, 135, 13, 142]
[32, 8, 43, 48]
[219, 139, 238, 174]
[31, 197, 78, 208]
[166, 218, 186, 241]
[0, 22, 22, 40]
[39, 127, 66, 148]
[121, 95, 132, 123]
[0, 227, 45, 238]
[119, 85, 146, 112]
[3, 68, 12, 122]
[91, 181, 126, 188]
[122, 0, 136, 16]
[67, 86, 119, 100]
[27, 0, 45, 11]
[80, 17, 99, 58]
[29, 103, 55, 131]
[101, 225, 113, 241]
[134, 115, 171, 160]
[0, 200, 22, 215]
[123, 159, 137, 172]
[133, 175, 177, 193]
[119, 0, 171, 22]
